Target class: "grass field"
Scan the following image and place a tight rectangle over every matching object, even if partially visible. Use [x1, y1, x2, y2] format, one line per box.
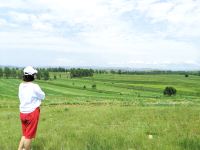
[0, 73, 200, 149]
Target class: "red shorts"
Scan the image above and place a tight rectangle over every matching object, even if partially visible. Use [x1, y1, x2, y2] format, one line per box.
[20, 107, 40, 139]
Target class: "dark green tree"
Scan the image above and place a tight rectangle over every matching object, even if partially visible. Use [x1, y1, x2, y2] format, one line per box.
[163, 87, 177, 96]
[92, 84, 96, 89]
[43, 70, 50, 80]
[0, 68, 3, 78]
[118, 70, 122, 74]
[11, 68, 17, 78]
[37, 70, 41, 80]
[54, 75, 57, 80]
[185, 74, 189, 77]
[16, 69, 23, 79]
[4, 67, 11, 78]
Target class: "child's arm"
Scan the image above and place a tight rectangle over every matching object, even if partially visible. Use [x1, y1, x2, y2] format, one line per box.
[34, 84, 45, 100]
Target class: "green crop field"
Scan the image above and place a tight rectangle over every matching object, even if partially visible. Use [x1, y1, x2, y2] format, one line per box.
[1, 74, 200, 150]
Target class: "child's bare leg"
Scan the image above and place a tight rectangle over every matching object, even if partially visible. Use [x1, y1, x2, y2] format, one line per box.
[18, 136, 25, 150]
[24, 138, 32, 150]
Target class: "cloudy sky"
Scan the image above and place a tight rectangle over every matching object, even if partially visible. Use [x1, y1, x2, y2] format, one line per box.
[0, 0, 199, 70]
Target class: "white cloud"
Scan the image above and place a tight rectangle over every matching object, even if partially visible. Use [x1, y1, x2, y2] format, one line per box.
[32, 22, 54, 31]
[0, 0, 27, 8]
[0, 0, 199, 69]
[136, 0, 200, 38]
[0, 18, 7, 26]
[9, 12, 34, 23]
[136, 0, 200, 24]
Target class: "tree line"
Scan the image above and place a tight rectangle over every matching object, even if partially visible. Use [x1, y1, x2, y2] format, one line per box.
[0, 67, 50, 80]
[0, 67, 22, 79]
[0, 67, 199, 80]
[109, 69, 199, 76]
[0, 67, 95, 80]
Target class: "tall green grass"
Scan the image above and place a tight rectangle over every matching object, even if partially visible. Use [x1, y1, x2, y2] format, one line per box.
[1, 105, 200, 150]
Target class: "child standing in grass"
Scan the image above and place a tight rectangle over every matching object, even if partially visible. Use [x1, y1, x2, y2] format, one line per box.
[18, 66, 45, 150]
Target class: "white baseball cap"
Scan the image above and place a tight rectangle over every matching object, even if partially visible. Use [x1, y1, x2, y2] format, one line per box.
[23, 66, 38, 75]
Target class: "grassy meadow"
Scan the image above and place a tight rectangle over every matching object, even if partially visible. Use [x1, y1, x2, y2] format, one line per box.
[0, 73, 200, 149]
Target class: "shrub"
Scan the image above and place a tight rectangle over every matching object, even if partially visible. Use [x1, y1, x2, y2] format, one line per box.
[163, 87, 177, 96]
[92, 84, 96, 89]
[185, 74, 189, 77]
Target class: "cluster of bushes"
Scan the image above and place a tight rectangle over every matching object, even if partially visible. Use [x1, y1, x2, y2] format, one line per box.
[82, 84, 96, 89]
[70, 68, 94, 78]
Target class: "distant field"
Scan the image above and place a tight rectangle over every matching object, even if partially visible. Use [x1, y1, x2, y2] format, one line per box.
[1, 73, 200, 106]
[0, 73, 200, 149]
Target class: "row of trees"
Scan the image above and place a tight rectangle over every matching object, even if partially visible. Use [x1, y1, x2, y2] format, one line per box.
[1, 66, 200, 80]
[46, 68, 200, 76]
[0, 67, 95, 80]
[0, 67, 22, 79]
[70, 68, 94, 78]
[45, 67, 107, 75]
[0, 67, 50, 80]
[110, 69, 199, 75]
[46, 67, 67, 72]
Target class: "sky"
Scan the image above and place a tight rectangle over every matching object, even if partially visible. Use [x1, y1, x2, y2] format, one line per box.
[0, 0, 200, 70]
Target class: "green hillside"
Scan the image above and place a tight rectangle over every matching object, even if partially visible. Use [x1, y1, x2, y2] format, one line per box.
[1, 74, 200, 150]
[1, 74, 200, 107]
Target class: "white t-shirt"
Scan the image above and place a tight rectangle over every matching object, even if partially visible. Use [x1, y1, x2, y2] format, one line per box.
[18, 82, 45, 113]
